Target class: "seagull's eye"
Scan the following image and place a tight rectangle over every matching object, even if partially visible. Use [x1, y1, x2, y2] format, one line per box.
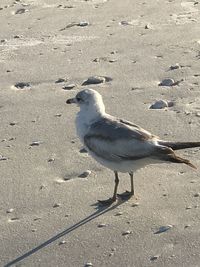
[76, 97, 81, 102]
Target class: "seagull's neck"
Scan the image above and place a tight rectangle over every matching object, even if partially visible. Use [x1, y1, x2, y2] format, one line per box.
[76, 101, 106, 143]
[78, 103, 105, 124]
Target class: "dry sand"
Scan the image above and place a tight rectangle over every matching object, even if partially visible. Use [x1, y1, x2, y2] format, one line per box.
[1, 0, 200, 266]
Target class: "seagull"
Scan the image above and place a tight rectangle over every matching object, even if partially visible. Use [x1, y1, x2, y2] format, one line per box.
[66, 88, 200, 205]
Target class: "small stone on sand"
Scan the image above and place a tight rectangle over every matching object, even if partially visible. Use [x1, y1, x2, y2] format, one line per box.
[145, 24, 150, 29]
[159, 78, 175, 86]
[154, 225, 173, 234]
[53, 203, 61, 208]
[9, 122, 17, 126]
[122, 230, 132, 236]
[150, 255, 159, 261]
[82, 76, 112, 86]
[78, 21, 89, 27]
[79, 148, 88, 153]
[78, 170, 91, 178]
[62, 84, 76, 90]
[14, 82, 30, 89]
[98, 223, 107, 228]
[30, 141, 43, 146]
[59, 240, 66, 245]
[169, 63, 180, 70]
[85, 262, 93, 267]
[6, 208, 14, 213]
[8, 217, 20, 222]
[55, 78, 67, 83]
[194, 193, 200, 197]
[115, 211, 123, 216]
[184, 225, 191, 229]
[149, 100, 169, 109]
[131, 202, 139, 207]
[15, 8, 27, 14]
[0, 155, 8, 161]
[48, 157, 55, 163]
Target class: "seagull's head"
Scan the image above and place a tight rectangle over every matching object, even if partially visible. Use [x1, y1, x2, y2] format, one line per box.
[66, 89, 105, 116]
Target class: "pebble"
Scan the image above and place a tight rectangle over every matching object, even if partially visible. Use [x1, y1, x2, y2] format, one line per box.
[85, 262, 93, 267]
[33, 217, 41, 221]
[78, 170, 91, 178]
[53, 203, 61, 208]
[144, 24, 150, 29]
[78, 21, 89, 27]
[54, 114, 62, 117]
[131, 202, 139, 207]
[15, 8, 27, 14]
[184, 224, 191, 229]
[31, 229, 37, 232]
[149, 100, 170, 109]
[48, 157, 55, 163]
[9, 122, 17, 126]
[59, 240, 66, 245]
[159, 78, 175, 86]
[186, 206, 192, 210]
[62, 84, 76, 90]
[119, 20, 138, 26]
[6, 208, 14, 213]
[150, 255, 159, 261]
[122, 230, 132, 236]
[1, 39, 7, 43]
[79, 148, 88, 153]
[8, 217, 20, 222]
[115, 211, 123, 216]
[0, 155, 8, 161]
[154, 225, 173, 234]
[55, 78, 67, 83]
[195, 112, 200, 117]
[82, 76, 105, 85]
[109, 59, 117, 63]
[97, 223, 107, 228]
[169, 63, 180, 70]
[30, 141, 43, 146]
[39, 185, 46, 190]
[194, 193, 200, 197]
[14, 82, 31, 89]
[82, 76, 112, 86]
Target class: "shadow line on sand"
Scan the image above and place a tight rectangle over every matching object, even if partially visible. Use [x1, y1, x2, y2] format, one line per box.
[5, 201, 124, 267]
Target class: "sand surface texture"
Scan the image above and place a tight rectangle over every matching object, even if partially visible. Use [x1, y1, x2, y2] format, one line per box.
[1, 0, 200, 266]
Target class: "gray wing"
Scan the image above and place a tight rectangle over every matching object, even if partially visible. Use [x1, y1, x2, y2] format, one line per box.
[84, 116, 157, 162]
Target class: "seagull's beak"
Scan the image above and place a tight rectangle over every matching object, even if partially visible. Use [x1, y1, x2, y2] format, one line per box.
[66, 98, 76, 104]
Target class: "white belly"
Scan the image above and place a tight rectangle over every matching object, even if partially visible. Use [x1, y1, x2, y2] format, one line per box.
[87, 149, 161, 173]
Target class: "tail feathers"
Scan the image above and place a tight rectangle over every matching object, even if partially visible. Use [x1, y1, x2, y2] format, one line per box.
[169, 155, 197, 169]
[154, 146, 197, 169]
[158, 141, 200, 151]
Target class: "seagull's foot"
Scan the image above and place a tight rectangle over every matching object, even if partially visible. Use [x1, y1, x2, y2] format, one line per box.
[117, 191, 134, 200]
[98, 197, 116, 206]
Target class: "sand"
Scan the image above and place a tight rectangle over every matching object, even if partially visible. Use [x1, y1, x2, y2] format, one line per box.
[1, 0, 200, 266]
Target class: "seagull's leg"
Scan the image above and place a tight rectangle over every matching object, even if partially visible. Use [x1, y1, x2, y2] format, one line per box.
[98, 171, 119, 206]
[117, 172, 134, 200]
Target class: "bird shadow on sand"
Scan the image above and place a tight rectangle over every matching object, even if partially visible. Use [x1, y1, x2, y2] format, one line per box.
[4, 199, 126, 267]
